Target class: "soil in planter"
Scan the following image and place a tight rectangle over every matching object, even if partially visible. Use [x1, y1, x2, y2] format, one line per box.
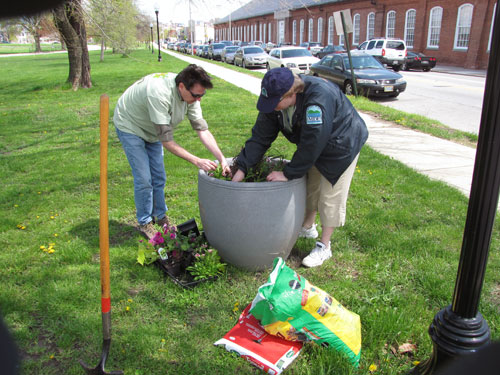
[210, 154, 288, 182]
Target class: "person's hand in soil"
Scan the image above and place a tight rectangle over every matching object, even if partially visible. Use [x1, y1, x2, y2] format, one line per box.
[266, 171, 288, 182]
[232, 169, 245, 182]
[220, 160, 232, 177]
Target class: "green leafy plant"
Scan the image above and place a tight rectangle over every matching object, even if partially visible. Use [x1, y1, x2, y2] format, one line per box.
[186, 248, 226, 280]
[209, 154, 288, 182]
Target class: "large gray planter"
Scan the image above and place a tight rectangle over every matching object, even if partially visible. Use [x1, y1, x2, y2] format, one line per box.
[198, 160, 306, 270]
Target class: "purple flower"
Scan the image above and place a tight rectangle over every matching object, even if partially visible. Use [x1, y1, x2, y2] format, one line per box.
[149, 231, 164, 246]
[170, 233, 176, 239]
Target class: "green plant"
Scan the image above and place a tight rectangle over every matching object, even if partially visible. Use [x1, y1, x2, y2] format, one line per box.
[209, 154, 288, 182]
[186, 249, 226, 280]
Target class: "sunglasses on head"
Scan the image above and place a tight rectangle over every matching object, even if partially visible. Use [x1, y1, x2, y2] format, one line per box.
[188, 88, 205, 99]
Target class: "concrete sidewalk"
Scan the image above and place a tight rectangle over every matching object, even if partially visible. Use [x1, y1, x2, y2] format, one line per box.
[176, 49, 479, 197]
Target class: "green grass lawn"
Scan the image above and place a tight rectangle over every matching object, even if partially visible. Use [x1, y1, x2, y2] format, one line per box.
[0, 43, 63, 54]
[0, 49, 499, 375]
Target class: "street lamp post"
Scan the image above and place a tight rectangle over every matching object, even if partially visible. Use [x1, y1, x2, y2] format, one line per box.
[154, 6, 162, 62]
[150, 23, 154, 54]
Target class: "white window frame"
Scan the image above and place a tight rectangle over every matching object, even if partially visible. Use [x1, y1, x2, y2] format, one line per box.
[488, 3, 496, 51]
[328, 16, 334, 45]
[454, 3, 474, 50]
[317, 17, 323, 44]
[292, 20, 297, 45]
[278, 20, 285, 43]
[308, 18, 314, 42]
[427, 7, 442, 49]
[386, 11, 396, 38]
[405, 9, 416, 48]
[353, 13, 360, 45]
[367, 12, 375, 40]
[300, 19, 305, 44]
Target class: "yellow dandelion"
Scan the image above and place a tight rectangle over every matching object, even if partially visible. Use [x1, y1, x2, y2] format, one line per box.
[54, 233, 58, 237]
[369, 363, 377, 372]
[48, 249, 55, 254]
[14, 204, 18, 207]
[412, 361, 420, 366]
[49, 243, 55, 246]
[125, 306, 130, 312]
[49, 354, 54, 359]
[127, 298, 133, 303]
[38, 192, 41, 194]
[36, 216, 40, 219]
[161, 339, 165, 343]
[50, 216, 55, 220]
[40, 245, 46, 250]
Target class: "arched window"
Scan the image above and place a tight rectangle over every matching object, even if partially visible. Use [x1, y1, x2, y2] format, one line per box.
[405, 9, 416, 48]
[488, 3, 496, 51]
[427, 6, 442, 48]
[308, 19, 314, 42]
[300, 19, 305, 44]
[386, 11, 396, 38]
[353, 14, 360, 45]
[454, 3, 473, 49]
[328, 16, 334, 45]
[292, 20, 297, 45]
[367, 12, 375, 40]
[317, 17, 323, 44]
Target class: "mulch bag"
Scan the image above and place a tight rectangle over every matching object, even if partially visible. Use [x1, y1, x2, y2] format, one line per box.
[250, 257, 362, 367]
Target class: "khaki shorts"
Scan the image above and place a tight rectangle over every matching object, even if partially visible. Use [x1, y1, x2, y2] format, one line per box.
[305, 154, 359, 228]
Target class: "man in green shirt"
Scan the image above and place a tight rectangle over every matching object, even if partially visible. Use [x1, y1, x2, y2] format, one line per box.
[114, 64, 230, 239]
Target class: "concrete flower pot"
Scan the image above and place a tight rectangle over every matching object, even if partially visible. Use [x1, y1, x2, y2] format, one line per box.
[198, 159, 306, 270]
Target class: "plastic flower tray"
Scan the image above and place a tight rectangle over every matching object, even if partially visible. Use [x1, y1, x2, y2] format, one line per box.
[155, 259, 218, 289]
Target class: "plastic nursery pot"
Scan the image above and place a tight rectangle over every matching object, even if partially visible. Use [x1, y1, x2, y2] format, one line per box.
[198, 158, 306, 271]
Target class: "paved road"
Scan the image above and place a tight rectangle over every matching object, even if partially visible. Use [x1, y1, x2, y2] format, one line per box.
[377, 70, 485, 135]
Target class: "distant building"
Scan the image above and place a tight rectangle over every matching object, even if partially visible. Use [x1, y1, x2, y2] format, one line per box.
[214, 0, 496, 69]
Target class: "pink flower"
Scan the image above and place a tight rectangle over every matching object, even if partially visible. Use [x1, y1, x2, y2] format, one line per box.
[195, 253, 200, 258]
[208, 249, 213, 253]
[149, 231, 164, 246]
[170, 233, 176, 239]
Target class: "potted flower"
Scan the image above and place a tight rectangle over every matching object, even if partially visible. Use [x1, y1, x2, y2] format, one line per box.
[137, 223, 226, 288]
[198, 156, 306, 271]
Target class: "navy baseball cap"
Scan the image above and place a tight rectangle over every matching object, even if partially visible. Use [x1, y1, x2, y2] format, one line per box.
[257, 68, 294, 113]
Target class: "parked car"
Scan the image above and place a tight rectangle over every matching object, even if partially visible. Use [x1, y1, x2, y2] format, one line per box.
[219, 40, 233, 46]
[316, 44, 346, 59]
[267, 46, 319, 74]
[221, 45, 239, 63]
[201, 45, 210, 58]
[309, 52, 406, 98]
[196, 44, 206, 57]
[176, 42, 185, 52]
[300, 41, 323, 56]
[265, 42, 276, 53]
[208, 43, 226, 60]
[356, 37, 407, 71]
[402, 51, 437, 71]
[233, 46, 268, 68]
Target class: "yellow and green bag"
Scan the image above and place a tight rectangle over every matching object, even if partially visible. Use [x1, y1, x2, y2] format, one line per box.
[250, 257, 361, 367]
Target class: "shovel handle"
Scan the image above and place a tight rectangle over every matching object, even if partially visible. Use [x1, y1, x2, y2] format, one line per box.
[99, 95, 112, 339]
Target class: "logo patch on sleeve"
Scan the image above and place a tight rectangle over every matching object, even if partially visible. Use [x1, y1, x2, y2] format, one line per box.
[306, 105, 322, 124]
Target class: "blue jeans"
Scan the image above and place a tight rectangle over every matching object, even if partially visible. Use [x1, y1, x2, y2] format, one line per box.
[116, 127, 168, 225]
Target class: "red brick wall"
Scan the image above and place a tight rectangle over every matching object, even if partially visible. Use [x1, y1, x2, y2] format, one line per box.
[217, 0, 495, 69]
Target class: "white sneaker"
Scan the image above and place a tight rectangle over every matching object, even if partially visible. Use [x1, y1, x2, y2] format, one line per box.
[298, 224, 318, 239]
[302, 241, 332, 268]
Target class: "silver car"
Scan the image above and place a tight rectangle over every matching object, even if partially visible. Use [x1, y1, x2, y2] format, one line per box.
[221, 46, 239, 64]
[233, 46, 268, 69]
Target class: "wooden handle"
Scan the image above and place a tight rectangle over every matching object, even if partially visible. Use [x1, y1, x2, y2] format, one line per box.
[99, 94, 111, 311]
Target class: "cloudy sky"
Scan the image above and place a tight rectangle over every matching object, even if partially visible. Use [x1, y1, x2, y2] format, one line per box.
[136, 0, 251, 24]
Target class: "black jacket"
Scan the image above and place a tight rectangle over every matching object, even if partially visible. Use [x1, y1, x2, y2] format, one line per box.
[236, 75, 369, 185]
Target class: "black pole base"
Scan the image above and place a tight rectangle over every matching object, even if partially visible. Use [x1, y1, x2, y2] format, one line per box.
[409, 305, 490, 375]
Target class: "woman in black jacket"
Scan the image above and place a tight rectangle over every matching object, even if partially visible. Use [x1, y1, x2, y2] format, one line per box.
[232, 67, 368, 268]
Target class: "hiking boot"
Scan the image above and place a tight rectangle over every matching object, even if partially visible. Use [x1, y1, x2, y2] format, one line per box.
[302, 241, 332, 268]
[139, 222, 157, 240]
[156, 216, 170, 228]
[298, 223, 318, 239]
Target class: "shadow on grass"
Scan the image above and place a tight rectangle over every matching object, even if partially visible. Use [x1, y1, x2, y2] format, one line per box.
[69, 219, 138, 247]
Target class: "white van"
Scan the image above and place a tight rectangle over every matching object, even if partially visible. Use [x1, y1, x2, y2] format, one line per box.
[356, 38, 407, 71]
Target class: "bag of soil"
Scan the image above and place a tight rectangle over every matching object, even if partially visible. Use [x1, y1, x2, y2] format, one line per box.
[250, 257, 361, 367]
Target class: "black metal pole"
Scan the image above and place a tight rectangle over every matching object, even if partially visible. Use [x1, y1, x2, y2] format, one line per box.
[155, 10, 162, 62]
[340, 11, 358, 97]
[410, 2, 500, 374]
[150, 25, 154, 54]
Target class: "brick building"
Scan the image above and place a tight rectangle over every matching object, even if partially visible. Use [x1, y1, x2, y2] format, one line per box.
[214, 0, 497, 69]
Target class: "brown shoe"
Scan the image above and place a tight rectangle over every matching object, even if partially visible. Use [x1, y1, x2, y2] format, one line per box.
[156, 216, 170, 228]
[139, 222, 157, 240]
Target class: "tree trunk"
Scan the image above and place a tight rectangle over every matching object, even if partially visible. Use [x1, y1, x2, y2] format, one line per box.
[34, 32, 41, 52]
[100, 34, 105, 62]
[52, 0, 91, 90]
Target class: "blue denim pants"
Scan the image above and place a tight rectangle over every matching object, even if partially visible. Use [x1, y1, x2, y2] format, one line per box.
[116, 127, 168, 225]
